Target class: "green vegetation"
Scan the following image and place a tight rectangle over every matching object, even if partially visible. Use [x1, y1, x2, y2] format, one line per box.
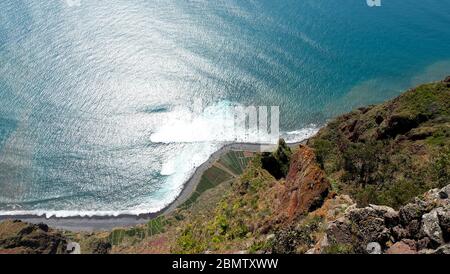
[173, 157, 277, 253]
[248, 239, 274, 254]
[218, 151, 252, 175]
[309, 80, 450, 208]
[323, 243, 355, 254]
[109, 216, 169, 245]
[181, 165, 233, 207]
[272, 215, 324, 254]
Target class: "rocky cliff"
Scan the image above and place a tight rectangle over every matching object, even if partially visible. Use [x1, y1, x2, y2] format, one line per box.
[0, 220, 68, 254]
[309, 76, 450, 209]
[0, 77, 448, 254]
[313, 184, 450, 254]
[280, 145, 330, 221]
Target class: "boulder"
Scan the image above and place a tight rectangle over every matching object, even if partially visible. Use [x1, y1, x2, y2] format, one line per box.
[392, 226, 408, 241]
[367, 204, 399, 227]
[399, 202, 426, 226]
[326, 217, 353, 246]
[385, 240, 417, 254]
[405, 219, 422, 239]
[348, 207, 390, 246]
[421, 209, 444, 246]
[437, 207, 450, 242]
[417, 237, 431, 250]
[321, 184, 450, 254]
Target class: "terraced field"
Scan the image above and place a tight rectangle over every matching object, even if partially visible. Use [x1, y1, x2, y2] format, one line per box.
[181, 150, 254, 208]
[108, 150, 255, 247]
[109, 216, 170, 245]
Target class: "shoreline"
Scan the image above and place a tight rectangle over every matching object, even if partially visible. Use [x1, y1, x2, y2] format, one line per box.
[0, 141, 307, 232]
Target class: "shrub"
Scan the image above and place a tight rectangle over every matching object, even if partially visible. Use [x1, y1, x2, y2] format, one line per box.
[323, 243, 355, 254]
[430, 148, 450, 188]
[175, 226, 206, 254]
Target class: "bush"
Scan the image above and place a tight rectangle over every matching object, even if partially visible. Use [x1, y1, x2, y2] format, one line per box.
[175, 226, 206, 254]
[430, 148, 450, 188]
[313, 139, 334, 169]
[323, 243, 355, 254]
[342, 142, 383, 187]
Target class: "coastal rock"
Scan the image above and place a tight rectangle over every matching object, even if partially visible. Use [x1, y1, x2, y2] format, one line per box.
[316, 184, 450, 254]
[326, 206, 394, 252]
[280, 145, 330, 220]
[417, 237, 431, 250]
[0, 220, 68, 254]
[406, 219, 422, 239]
[422, 185, 450, 208]
[444, 76, 450, 87]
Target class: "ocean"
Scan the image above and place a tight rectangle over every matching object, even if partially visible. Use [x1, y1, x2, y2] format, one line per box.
[0, 0, 449, 217]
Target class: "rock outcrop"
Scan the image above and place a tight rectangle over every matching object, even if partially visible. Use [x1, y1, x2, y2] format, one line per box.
[279, 145, 331, 221]
[261, 139, 292, 179]
[0, 220, 68, 254]
[308, 77, 450, 209]
[322, 184, 450, 254]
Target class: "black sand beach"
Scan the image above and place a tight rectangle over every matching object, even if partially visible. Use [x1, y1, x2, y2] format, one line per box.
[0, 141, 306, 232]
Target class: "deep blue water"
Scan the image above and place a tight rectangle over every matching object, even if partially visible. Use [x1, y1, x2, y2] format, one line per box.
[0, 0, 449, 217]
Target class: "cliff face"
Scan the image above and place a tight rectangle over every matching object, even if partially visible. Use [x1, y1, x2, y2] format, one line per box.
[0, 78, 449, 254]
[168, 143, 332, 254]
[154, 77, 450, 254]
[107, 143, 332, 254]
[308, 77, 450, 209]
[279, 145, 330, 221]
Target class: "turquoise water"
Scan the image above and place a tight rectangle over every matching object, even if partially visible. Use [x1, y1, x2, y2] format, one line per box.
[0, 0, 449, 217]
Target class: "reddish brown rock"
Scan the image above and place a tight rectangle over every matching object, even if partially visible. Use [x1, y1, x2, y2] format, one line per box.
[279, 145, 331, 221]
[386, 240, 417, 254]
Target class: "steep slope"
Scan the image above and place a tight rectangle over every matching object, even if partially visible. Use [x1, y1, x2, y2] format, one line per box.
[0, 78, 448, 254]
[308, 77, 450, 208]
[109, 143, 331, 254]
